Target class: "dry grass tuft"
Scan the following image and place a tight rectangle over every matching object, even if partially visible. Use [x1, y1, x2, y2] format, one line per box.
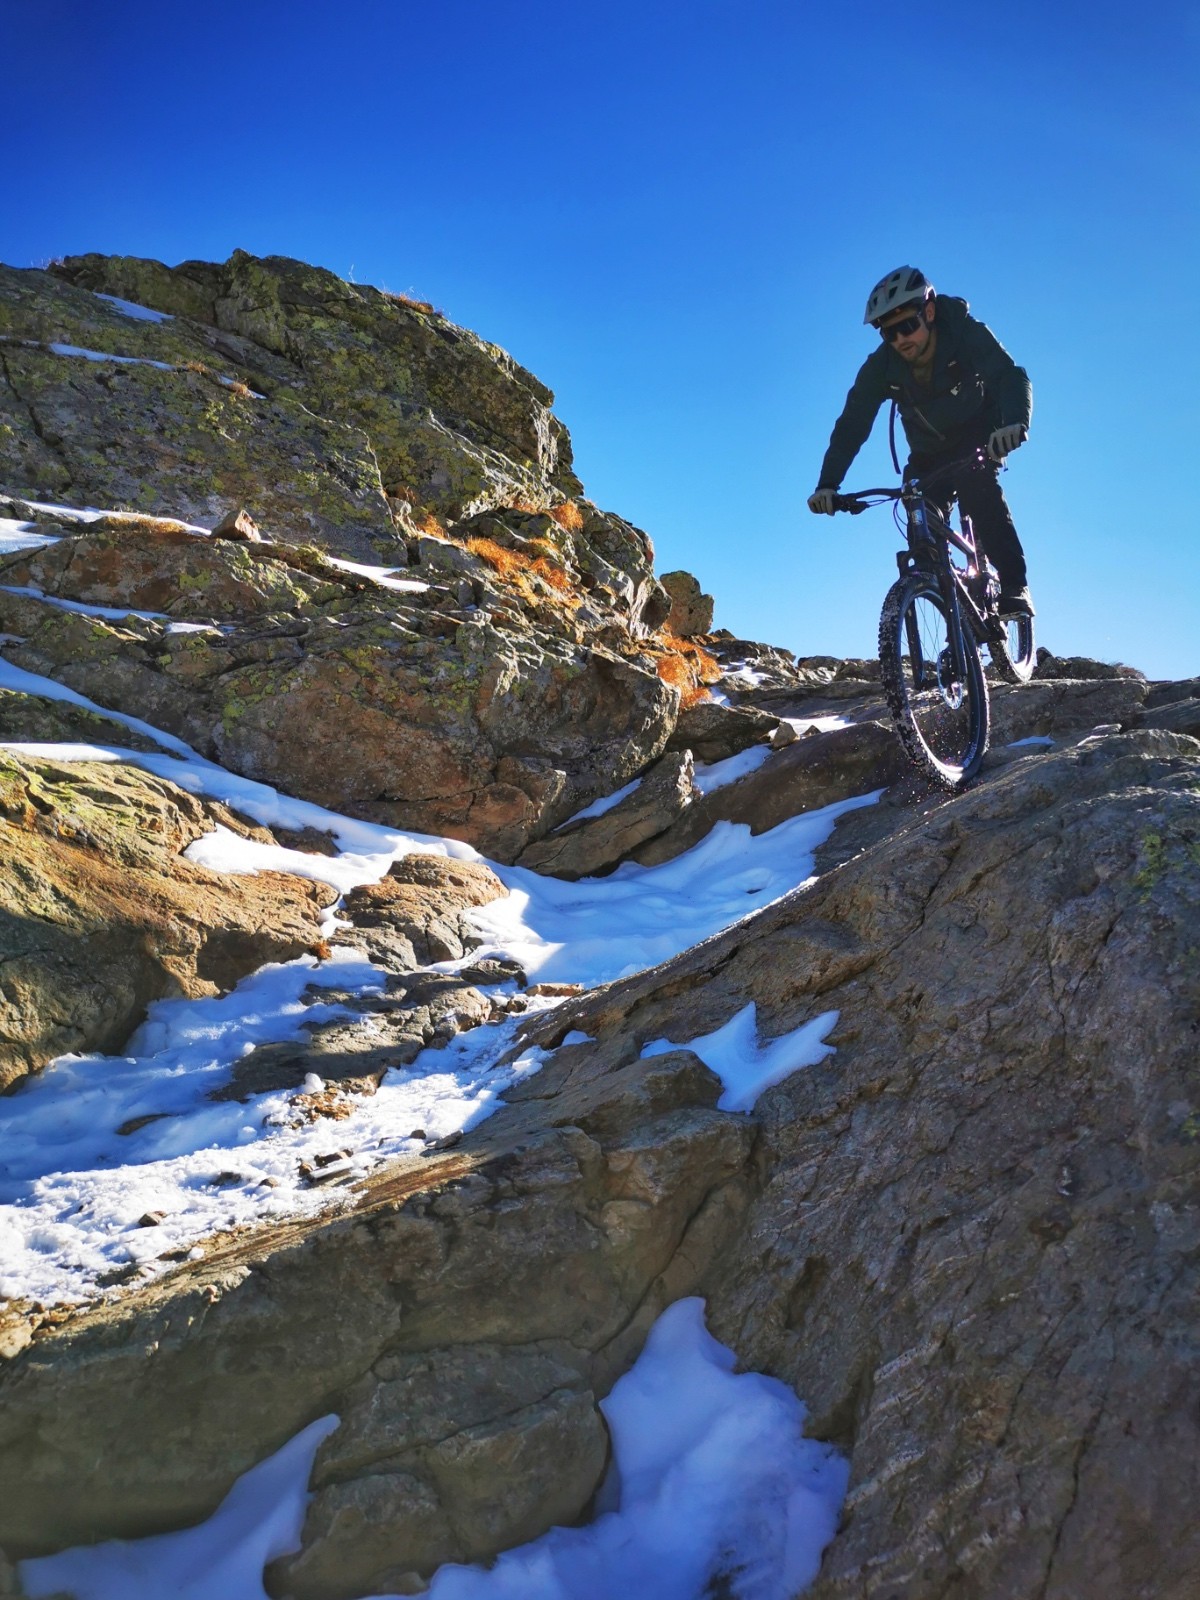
[550, 500, 585, 534]
[417, 513, 447, 539]
[645, 626, 721, 708]
[382, 289, 441, 316]
[466, 535, 577, 601]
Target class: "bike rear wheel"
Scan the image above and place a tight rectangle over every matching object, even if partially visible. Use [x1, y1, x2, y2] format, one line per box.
[878, 573, 990, 789]
[989, 611, 1037, 684]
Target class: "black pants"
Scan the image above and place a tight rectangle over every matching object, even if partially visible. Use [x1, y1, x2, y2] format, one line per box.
[907, 439, 1028, 592]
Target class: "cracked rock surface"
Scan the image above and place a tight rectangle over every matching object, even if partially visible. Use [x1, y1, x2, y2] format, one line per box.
[513, 727, 1200, 1600]
[3, 730, 1196, 1599]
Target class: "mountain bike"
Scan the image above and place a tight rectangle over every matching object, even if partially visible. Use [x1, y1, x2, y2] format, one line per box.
[833, 450, 1036, 789]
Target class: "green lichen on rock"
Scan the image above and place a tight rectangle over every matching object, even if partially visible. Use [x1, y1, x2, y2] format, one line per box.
[0, 690, 161, 750]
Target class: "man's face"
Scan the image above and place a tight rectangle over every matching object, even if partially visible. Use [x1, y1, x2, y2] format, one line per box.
[878, 300, 934, 363]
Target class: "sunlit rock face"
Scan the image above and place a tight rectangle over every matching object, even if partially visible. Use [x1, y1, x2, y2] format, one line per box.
[0, 750, 334, 1089]
[0, 253, 701, 857]
[2, 248, 1199, 1600]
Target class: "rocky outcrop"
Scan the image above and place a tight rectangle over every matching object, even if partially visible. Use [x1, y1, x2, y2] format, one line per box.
[0, 254, 667, 629]
[0, 751, 334, 1088]
[518, 728, 1200, 1600]
[988, 673, 1148, 742]
[1138, 676, 1200, 738]
[635, 720, 909, 866]
[3, 242, 1198, 1600]
[0, 250, 739, 856]
[4, 729, 1196, 1600]
[0, 1038, 754, 1596]
[659, 569, 713, 637]
[664, 697, 780, 762]
[48, 251, 581, 508]
[1033, 652, 1146, 681]
[0, 524, 679, 860]
[516, 750, 698, 879]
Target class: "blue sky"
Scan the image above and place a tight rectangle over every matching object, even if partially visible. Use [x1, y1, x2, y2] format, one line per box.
[4, 0, 1197, 677]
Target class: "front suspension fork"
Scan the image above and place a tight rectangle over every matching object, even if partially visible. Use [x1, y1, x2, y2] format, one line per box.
[903, 501, 968, 683]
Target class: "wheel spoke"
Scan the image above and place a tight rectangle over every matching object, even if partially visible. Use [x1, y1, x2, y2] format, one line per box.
[879, 576, 989, 788]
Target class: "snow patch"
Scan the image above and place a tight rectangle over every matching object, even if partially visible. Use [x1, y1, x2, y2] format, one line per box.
[2, 498, 211, 535]
[692, 744, 771, 795]
[0, 955, 555, 1306]
[785, 715, 849, 737]
[468, 790, 881, 988]
[324, 556, 430, 593]
[642, 1001, 839, 1112]
[0, 519, 60, 556]
[20, 1415, 338, 1600]
[0, 584, 168, 622]
[558, 775, 642, 827]
[94, 292, 174, 323]
[21, 1301, 847, 1600]
[49, 343, 176, 370]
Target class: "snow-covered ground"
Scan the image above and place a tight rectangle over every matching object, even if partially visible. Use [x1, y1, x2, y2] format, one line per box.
[21, 1299, 849, 1600]
[2, 506, 870, 1596]
[0, 585, 882, 1312]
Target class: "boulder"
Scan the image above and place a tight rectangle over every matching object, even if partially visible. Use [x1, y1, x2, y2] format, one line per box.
[0, 532, 679, 861]
[665, 698, 779, 763]
[0, 752, 334, 1088]
[989, 676, 1148, 744]
[1033, 652, 1146, 681]
[659, 570, 714, 637]
[635, 720, 908, 866]
[338, 855, 507, 969]
[211, 507, 262, 542]
[517, 750, 698, 879]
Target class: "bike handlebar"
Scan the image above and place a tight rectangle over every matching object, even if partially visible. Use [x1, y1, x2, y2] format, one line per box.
[832, 448, 992, 513]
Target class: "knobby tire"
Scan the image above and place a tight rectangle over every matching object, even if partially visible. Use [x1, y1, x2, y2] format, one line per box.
[878, 573, 990, 789]
[989, 611, 1037, 684]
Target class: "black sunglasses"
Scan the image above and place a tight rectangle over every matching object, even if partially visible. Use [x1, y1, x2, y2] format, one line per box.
[879, 310, 925, 342]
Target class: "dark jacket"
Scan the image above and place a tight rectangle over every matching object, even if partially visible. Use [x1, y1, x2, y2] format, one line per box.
[816, 296, 1032, 488]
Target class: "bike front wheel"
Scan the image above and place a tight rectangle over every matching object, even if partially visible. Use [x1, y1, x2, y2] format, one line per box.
[989, 611, 1037, 684]
[878, 573, 990, 789]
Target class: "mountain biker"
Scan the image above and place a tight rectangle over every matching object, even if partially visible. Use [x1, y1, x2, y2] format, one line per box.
[807, 267, 1035, 616]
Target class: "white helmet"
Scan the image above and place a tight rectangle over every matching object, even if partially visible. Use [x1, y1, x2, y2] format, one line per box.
[863, 266, 933, 326]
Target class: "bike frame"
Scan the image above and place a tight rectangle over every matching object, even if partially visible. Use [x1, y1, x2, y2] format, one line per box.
[836, 450, 1001, 689]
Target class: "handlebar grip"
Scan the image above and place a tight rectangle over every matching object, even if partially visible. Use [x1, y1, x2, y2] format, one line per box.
[833, 496, 868, 515]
